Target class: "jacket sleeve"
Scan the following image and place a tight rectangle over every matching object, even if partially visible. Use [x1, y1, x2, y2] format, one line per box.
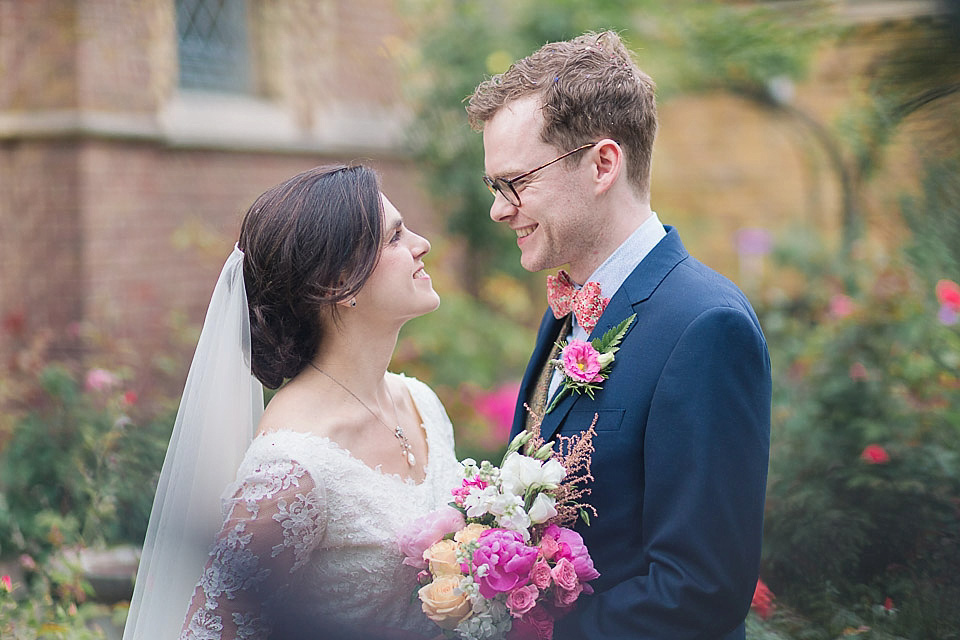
[559, 305, 771, 639]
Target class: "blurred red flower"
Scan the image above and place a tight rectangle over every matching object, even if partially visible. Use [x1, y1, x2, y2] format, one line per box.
[936, 279, 960, 311]
[123, 390, 139, 406]
[751, 578, 775, 620]
[860, 444, 890, 464]
[883, 597, 894, 611]
[471, 382, 520, 441]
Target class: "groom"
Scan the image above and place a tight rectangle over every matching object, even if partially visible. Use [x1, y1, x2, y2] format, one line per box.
[466, 32, 771, 639]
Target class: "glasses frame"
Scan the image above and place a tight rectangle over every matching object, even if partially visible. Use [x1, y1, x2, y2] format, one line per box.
[482, 141, 599, 207]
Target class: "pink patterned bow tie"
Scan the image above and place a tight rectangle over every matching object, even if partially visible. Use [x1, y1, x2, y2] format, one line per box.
[546, 270, 610, 334]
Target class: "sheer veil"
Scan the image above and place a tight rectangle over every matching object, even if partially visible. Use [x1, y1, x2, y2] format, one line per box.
[123, 245, 264, 639]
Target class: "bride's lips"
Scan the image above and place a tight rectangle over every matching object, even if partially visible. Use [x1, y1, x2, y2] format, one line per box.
[413, 266, 430, 280]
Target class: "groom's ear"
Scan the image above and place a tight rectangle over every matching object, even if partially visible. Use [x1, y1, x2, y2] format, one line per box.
[591, 139, 622, 196]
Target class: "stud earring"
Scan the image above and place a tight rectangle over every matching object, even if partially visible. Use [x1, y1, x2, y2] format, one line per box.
[349, 299, 357, 307]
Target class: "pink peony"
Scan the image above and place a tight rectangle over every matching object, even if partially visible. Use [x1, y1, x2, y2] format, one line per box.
[507, 605, 555, 640]
[530, 558, 553, 590]
[398, 506, 466, 569]
[860, 444, 890, 465]
[936, 279, 960, 311]
[544, 524, 600, 583]
[506, 584, 540, 618]
[561, 340, 603, 383]
[472, 529, 539, 599]
[85, 368, 119, 392]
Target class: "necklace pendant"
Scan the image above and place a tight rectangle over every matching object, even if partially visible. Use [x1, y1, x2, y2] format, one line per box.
[406, 451, 416, 466]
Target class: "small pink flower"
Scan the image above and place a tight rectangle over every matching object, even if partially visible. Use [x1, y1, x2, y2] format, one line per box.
[452, 475, 488, 507]
[122, 390, 138, 406]
[860, 444, 890, 464]
[561, 340, 603, 383]
[551, 557, 579, 592]
[936, 279, 960, 311]
[506, 584, 539, 618]
[530, 558, 552, 590]
[829, 294, 856, 319]
[85, 368, 119, 392]
[849, 362, 869, 381]
[508, 605, 555, 640]
[1, 575, 11, 592]
[538, 534, 560, 561]
[553, 581, 584, 608]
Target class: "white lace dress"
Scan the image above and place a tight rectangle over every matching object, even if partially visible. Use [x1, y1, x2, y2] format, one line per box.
[179, 374, 462, 639]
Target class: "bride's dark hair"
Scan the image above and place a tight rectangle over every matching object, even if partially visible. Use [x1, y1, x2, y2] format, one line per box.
[238, 164, 383, 389]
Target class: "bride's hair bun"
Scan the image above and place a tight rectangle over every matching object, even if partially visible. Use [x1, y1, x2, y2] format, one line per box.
[238, 164, 383, 389]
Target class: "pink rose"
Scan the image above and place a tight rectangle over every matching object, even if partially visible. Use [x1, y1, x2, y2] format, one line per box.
[530, 558, 552, 590]
[829, 294, 855, 319]
[538, 534, 560, 561]
[561, 340, 603, 383]
[398, 506, 466, 569]
[544, 525, 600, 583]
[506, 584, 540, 618]
[507, 605, 555, 640]
[472, 529, 539, 599]
[553, 581, 584, 609]
[550, 557, 579, 592]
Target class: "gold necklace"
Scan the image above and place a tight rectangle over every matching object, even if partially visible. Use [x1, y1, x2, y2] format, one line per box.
[308, 363, 416, 467]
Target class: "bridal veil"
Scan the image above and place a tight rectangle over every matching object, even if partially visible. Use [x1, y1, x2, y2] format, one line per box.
[123, 245, 264, 639]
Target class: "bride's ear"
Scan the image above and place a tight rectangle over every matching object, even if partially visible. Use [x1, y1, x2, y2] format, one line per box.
[336, 297, 358, 309]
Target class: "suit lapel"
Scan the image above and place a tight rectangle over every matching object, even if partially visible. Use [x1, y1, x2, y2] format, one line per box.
[537, 227, 690, 442]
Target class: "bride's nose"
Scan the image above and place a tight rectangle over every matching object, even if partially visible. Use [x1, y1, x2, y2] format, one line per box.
[411, 231, 430, 257]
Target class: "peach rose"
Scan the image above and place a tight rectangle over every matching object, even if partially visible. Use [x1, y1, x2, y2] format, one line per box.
[425, 539, 461, 576]
[419, 575, 472, 630]
[454, 523, 490, 545]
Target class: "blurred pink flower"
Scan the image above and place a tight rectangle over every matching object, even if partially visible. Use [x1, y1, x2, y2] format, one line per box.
[849, 362, 869, 381]
[397, 506, 466, 569]
[1, 575, 11, 592]
[939, 306, 958, 326]
[85, 368, 119, 392]
[471, 382, 520, 441]
[122, 390, 139, 406]
[860, 444, 890, 464]
[751, 578, 775, 620]
[829, 294, 856, 319]
[936, 279, 960, 311]
[735, 228, 773, 257]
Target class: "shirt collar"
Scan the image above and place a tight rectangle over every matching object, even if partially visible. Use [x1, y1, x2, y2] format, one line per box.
[581, 212, 666, 300]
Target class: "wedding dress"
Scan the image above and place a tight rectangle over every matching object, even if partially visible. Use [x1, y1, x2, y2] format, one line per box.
[179, 372, 462, 640]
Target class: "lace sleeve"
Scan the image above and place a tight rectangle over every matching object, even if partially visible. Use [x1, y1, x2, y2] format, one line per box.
[179, 459, 326, 640]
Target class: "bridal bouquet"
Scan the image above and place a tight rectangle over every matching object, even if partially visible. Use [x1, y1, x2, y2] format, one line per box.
[399, 421, 600, 640]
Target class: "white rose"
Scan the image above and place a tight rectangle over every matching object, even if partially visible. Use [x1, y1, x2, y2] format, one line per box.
[500, 452, 567, 496]
[527, 492, 558, 524]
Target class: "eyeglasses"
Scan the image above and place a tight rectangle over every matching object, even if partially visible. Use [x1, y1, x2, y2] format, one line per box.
[482, 142, 599, 207]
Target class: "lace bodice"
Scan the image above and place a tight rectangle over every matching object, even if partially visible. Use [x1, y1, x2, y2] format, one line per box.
[180, 374, 461, 639]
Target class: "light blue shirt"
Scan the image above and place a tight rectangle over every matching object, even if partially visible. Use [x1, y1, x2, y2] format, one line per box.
[548, 213, 667, 399]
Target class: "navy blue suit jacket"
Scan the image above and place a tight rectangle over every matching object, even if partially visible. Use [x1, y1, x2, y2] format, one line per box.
[510, 228, 771, 640]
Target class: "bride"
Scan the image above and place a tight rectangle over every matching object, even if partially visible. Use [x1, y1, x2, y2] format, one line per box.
[122, 164, 461, 639]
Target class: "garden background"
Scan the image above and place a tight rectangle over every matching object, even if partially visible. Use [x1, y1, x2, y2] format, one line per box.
[1, 0, 959, 638]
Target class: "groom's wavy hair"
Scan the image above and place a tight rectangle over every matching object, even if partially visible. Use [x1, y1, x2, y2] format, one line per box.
[238, 164, 383, 389]
[466, 31, 658, 198]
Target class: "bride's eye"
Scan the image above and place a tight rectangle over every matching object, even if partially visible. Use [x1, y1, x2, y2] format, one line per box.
[389, 227, 403, 244]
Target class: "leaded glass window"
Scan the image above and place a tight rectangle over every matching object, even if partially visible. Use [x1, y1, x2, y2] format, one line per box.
[176, 0, 252, 93]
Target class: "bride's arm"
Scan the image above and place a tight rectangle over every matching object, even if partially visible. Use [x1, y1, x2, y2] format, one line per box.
[180, 459, 326, 639]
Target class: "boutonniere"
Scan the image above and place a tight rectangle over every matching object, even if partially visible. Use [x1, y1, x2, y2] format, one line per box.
[545, 314, 637, 413]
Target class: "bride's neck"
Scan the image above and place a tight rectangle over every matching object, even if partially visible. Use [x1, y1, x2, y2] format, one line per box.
[307, 323, 400, 396]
